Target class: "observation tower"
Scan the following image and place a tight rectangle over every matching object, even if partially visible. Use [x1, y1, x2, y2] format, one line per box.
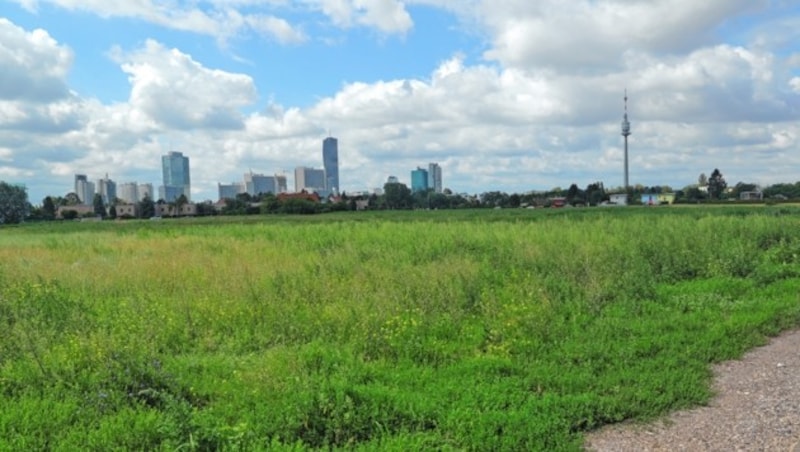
[621, 91, 631, 191]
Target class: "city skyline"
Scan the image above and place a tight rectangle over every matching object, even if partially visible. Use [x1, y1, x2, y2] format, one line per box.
[2, 2, 799, 204]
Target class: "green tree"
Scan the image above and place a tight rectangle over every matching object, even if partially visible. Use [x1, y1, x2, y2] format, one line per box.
[92, 193, 106, 218]
[42, 196, 56, 220]
[730, 182, 759, 200]
[64, 192, 81, 206]
[384, 182, 412, 209]
[138, 194, 155, 219]
[0, 182, 29, 224]
[174, 194, 189, 217]
[61, 209, 79, 220]
[108, 204, 117, 219]
[707, 168, 727, 200]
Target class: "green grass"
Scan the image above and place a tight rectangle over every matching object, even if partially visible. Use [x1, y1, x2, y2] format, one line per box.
[1, 206, 800, 450]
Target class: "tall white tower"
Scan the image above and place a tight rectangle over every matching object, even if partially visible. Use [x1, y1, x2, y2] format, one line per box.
[621, 90, 631, 191]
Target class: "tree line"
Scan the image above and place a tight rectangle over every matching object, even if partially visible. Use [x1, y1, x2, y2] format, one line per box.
[3, 168, 800, 224]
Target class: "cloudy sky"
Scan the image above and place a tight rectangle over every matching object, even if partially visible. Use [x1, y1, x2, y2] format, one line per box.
[2, 0, 799, 202]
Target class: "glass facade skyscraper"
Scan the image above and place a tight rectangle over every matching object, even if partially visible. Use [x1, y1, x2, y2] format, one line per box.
[161, 151, 190, 202]
[411, 167, 429, 193]
[322, 136, 339, 194]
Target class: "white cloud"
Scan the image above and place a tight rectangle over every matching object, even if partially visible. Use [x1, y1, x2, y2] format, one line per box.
[472, 0, 766, 73]
[9, 0, 308, 44]
[112, 40, 257, 130]
[317, 0, 413, 34]
[3, 3, 800, 203]
[0, 18, 73, 102]
[245, 14, 308, 44]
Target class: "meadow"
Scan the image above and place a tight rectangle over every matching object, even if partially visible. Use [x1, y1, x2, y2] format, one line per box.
[1, 207, 799, 450]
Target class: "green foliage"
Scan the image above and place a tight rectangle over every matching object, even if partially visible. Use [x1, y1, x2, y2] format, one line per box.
[1, 207, 800, 449]
[707, 168, 727, 199]
[93, 193, 106, 218]
[383, 182, 412, 209]
[0, 181, 29, 224]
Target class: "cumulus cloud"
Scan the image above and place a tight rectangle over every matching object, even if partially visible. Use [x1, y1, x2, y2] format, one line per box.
[3, 2, 800, 202]
[112, 40, 257, 130]
[473, 0, 765, 73]
[0, 18, 73, 102]
[9, 0, 307, 44]
[317, 0, 413, 34]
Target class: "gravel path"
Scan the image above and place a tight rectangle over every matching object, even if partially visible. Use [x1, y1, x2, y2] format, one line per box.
[583, 329, 800, 452]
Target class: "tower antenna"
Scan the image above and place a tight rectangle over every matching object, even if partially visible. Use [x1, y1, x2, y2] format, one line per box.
[621, 89, 631, 192]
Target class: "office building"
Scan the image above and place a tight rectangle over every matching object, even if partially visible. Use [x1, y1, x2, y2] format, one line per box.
[275, 174, 288, 193]
[323, 136, 339, 194]
[118, 182, 139, 204]
[74, 174, 95, 205]
[294, 166, 326, 193]
[244, 172, 277, 196]
[138, 183, 154, 201]
[386, 175, 399, 184]
[411, 167, 429, 193]
[218, 182, 245, 200]
[161, 151, 191, 202]
[428, 163, 442, 194]
[96, 174, 116, 205]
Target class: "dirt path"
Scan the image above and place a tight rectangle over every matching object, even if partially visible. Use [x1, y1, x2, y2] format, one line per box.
[583, 329, 800, 451]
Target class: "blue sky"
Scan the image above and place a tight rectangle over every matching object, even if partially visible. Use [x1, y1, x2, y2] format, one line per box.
[1, 0, 799, 203]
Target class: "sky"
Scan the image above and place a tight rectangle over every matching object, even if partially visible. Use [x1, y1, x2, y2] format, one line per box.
[1, 0, 799, 203]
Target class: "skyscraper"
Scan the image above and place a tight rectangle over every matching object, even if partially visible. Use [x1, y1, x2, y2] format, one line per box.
[118, 182, 139, 204]
[96, 174, 116, 205]
[244, 172, 277, 196]
[74, 174, 95, 205]
[138, 183, 154, 201]
[411, 167, 429, 193]
[323, 136, 339, 194]
[294, 167, 326, 193]
[161, 151, 190, 202]
[427, 163, 442, 194]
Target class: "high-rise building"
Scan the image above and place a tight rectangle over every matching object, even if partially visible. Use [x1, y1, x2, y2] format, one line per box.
[275, 174, 287, 193]
[138, 183, 154, 201]
[387, 175, 399, 184]
[161, 151, 191, 202]
[74, 174, 95, 205]
[118, 182, 139, 204]
[96, 174, 116, 205]
[244, 172, 277, 196]
[218, 182, 245, 200]
[427, 163, 442, 194]
[74, 174, 87, 194]
[294, 166, 326, 193]
[411, 167, 429, 193]
[323, 136, 339, 194]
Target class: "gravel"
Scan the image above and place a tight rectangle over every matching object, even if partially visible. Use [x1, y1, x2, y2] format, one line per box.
[583, 329, 800, 452]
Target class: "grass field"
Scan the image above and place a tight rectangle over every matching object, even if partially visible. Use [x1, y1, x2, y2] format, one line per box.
[2, 207, 800, 450]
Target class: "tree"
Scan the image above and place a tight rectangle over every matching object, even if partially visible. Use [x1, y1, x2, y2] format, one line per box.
[0, 182, 29, 224]
[698, 173, 708, 187]
[707, 168, 727, 200]
[138, 194, 155, 219]
[93, 193, 106, 218]
[64, 192, 81, 206]
[42, 196, 56, 220]
[383, 182, 412, 209]
[108, 205, 117, 219]
[174, 193, 189, 217]
[730, 182, 758, 200]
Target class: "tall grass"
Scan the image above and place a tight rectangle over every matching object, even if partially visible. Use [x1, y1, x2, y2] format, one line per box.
[1, 207, 799, 450]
